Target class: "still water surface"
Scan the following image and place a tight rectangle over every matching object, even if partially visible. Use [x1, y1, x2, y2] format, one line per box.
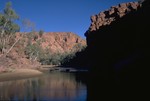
[0, 72, 87, 101]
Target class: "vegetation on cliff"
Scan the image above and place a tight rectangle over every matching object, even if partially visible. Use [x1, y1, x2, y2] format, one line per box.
[23, 32, 86, 65]
[0, 2, 86, 72]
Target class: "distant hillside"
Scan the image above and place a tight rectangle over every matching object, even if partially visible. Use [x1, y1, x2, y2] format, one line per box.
[16, 32, 86, 53]
[39, 32, 86, 53]
[0, 32, 86, 72]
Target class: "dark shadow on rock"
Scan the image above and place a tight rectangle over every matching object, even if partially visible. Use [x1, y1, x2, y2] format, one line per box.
[61, 48, 90, 68]
[85, 0, 150, 100]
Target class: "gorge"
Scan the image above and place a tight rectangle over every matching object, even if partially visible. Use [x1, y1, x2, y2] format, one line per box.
[0, 0, 150, 100]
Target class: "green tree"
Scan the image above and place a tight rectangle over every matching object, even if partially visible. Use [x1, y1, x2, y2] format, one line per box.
[25, 43, 42, 61]
[0, 2, 20, 54]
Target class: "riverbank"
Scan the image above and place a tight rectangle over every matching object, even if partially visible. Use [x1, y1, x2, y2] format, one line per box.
[0, 66, 88, 82]
[0, 69, 43, 82]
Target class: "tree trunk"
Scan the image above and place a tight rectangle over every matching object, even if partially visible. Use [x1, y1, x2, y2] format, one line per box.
[5, 38, 20, 55]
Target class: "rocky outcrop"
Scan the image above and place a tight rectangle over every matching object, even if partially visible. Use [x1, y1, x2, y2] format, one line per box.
[85, 0, 150, 99]
[41, 32, 86, 53]
[85, 2, 141, 35]
[16, 32, 86, 54]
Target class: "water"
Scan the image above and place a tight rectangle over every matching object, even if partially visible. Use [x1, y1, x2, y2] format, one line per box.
[0, 72, 87, 101]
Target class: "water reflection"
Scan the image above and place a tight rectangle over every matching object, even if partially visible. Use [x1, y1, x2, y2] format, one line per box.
[0, 72, 87, 101]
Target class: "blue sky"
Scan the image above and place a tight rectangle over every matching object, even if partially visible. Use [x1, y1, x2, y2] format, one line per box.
[0, 0, 136, 38]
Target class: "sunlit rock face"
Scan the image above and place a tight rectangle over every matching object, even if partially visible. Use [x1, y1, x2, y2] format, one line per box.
[85, 2, 140, 35]
[17, 32, 86, 53]
[85, 0, 150, 83]
[41, 32, 86, 53]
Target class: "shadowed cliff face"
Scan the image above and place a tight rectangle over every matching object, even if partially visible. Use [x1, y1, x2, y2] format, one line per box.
[85, 0, 150, 100]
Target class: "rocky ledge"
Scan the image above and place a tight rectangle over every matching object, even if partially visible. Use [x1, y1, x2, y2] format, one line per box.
[85, 1, 141, 36]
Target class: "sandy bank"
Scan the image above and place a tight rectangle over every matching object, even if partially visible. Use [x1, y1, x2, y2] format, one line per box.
[0, 69, 43, 82]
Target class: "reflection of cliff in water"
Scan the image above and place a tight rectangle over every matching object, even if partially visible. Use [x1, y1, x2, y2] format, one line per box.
[0, 72, 87, 101]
